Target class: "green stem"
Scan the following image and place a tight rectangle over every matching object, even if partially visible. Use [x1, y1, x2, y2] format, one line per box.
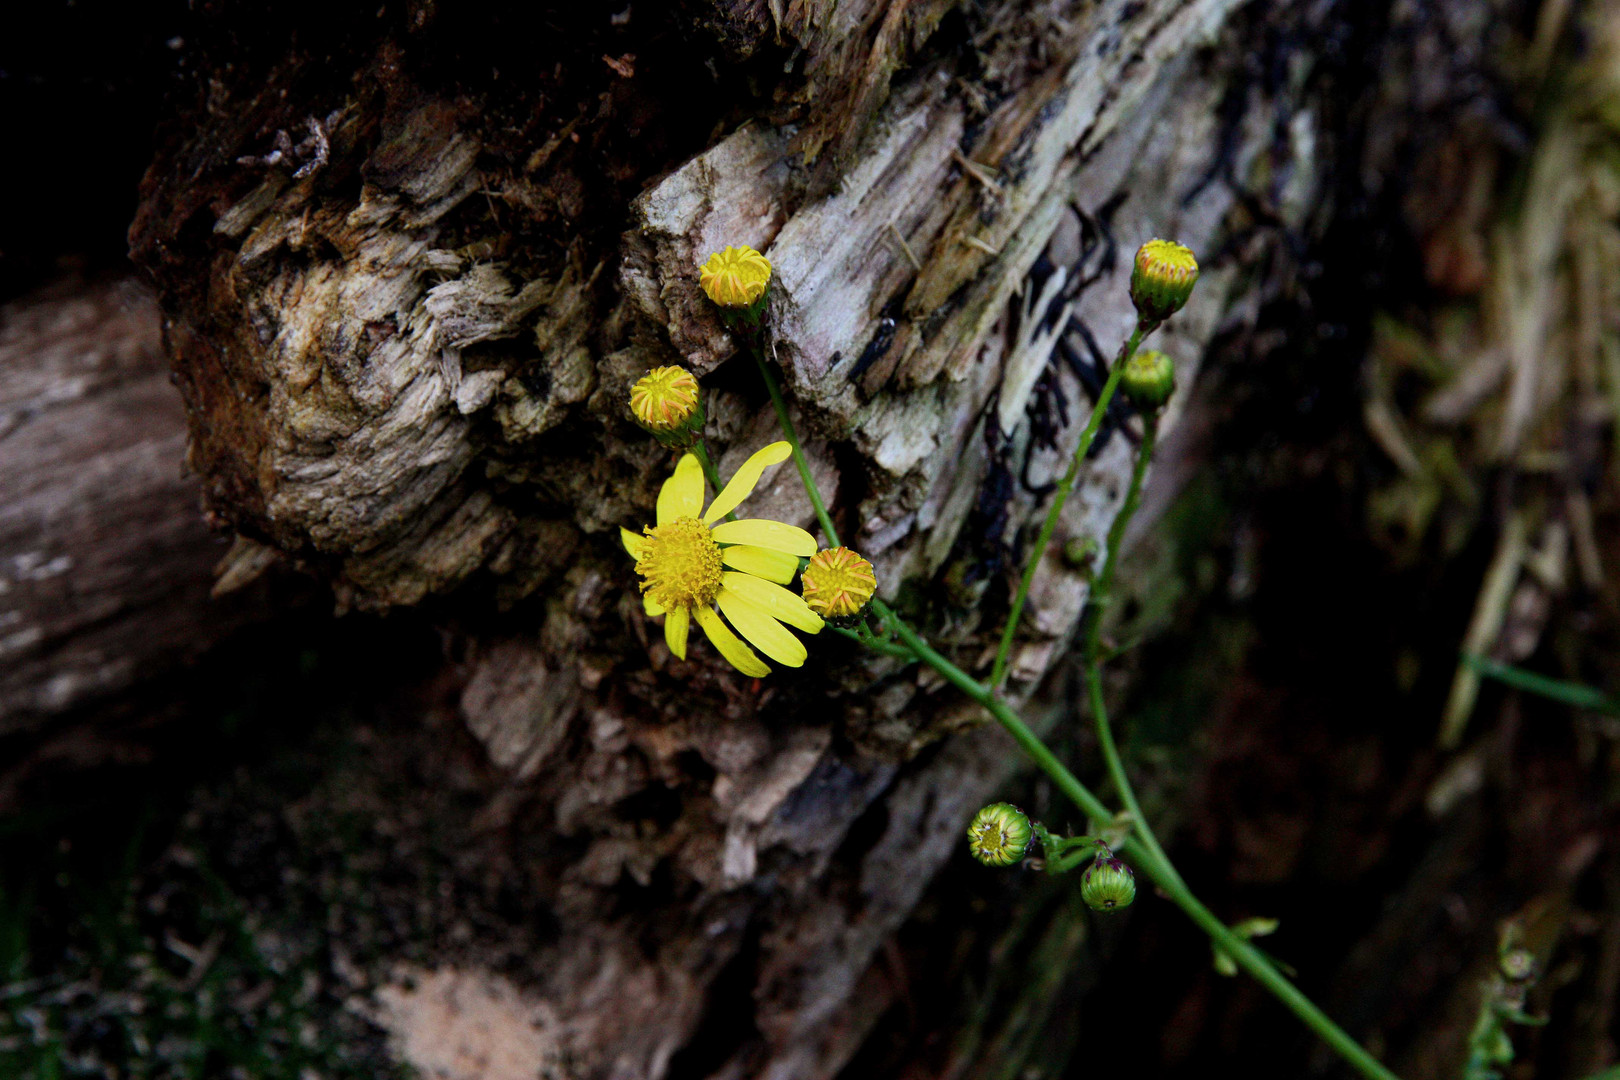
[831, 624, 912, 659]
[880, 607, 1399, 1080]
[1462, 652, 1620, 715]
[752, 348, 840, 546]
[753, 336, 1401, 1080]
[691, 441, 726, 501]
[1043, 834, 1098, 856]
[1082, 413, 1179, 883]
[1047, 849, 1094, 875]
[990, 323, 1152, 690]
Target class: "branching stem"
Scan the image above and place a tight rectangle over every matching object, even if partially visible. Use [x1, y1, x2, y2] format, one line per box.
[990, 323, 1153, 690]
[1082, 412, 1180, 885]
[750, 331, 1401, 1080]
[691, 441, 725, 501]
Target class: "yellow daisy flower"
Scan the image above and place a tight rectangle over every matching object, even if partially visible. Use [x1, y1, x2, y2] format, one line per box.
[621, 441, 822, 676]
[699, 245, 772, 308]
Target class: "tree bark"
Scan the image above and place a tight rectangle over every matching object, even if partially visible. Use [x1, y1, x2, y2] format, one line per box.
[122, 1, 1332, 1077]
[0, 276, 287, 747]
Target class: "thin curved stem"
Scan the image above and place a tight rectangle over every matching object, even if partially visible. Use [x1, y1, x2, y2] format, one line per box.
[831, 623, 912, 659]
[691, 441, 725, 499]
[754, 340, 1402, 1080]
[879, 607, 1399, 1080]
[692, 441, 742, 523]
[1082, 412, 1179, 884]
[990, 323, 1152, 690]
[752, 348, 840, 546]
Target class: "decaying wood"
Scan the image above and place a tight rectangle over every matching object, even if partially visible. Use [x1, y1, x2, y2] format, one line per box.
[0, 277, 282, 737]
[124, 1, 1326, 1077]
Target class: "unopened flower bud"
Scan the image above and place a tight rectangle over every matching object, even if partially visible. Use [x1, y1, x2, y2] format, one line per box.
[629, 366, 706, 449]
[700, 245, 772, 309]
[1129, 239, 1198, 325]
[1080, 849, 1136, 911]
[1121, 349, 1176, 410]
[967, 803, 1033, 867]
[801, 547, 878, 625]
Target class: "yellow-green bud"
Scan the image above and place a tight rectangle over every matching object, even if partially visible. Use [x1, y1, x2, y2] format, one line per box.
[1121, 349, 1176, 410]
[1129, 239, 1198, 325]
[699, 245, 772, 309]
[801, 547, 878, 625]
[629, 366, 706, 449]
[966, 803, 1033, 867]
[1080, 850, 1136, 911]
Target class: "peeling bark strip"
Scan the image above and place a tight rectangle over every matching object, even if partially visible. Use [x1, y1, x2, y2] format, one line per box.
[129, 2, 1323, 1078]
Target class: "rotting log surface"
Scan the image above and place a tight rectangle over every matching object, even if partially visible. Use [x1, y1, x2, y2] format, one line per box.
[0, 277, 284, 741]
[126, 2, 1330, 1077]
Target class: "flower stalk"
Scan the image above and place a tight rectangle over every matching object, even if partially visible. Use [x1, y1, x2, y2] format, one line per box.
[675, 242, 1401, 1080]
[753, 349, 841, 546]
[989, 322, 1150, 691]
[1082, 411, 1181, 885]
[689, 441, 727, 511]
[874, 600, 1399, 1080]
[751, 307, 1401, 1080]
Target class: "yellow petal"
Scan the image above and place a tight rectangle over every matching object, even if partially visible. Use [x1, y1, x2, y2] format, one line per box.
[657, 454, 706, 525]
[643, 592, 666, 617]
[710, 519, 817, 556]
[704, 441, 792, 523]
[720, 572, 823, 634]
[717, 588, 807, 667]
[665, 605, 689, 659]
[621, 526, 646, 559]
[695, 605, 770, 677]
[721, 544, 800, 584]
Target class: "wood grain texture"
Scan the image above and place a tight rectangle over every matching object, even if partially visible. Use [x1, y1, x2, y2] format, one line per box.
[0, 277, 278, 734]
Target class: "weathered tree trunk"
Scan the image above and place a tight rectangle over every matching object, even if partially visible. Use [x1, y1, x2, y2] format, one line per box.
[0, 277, 289, 762]
[117, 1, 1331, 1076]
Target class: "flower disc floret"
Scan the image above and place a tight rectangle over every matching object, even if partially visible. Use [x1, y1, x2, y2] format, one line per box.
[967, 803, 1033, 867]
[1081, 851, 1137, 911]
[630, 366, 705, 448]
[802, 547, 878, 620]
[700, 245, 772, 308]
[1121, 349, 1176, 410]
[636, 517, 724, 611]
[1129, 239, 1199, 324]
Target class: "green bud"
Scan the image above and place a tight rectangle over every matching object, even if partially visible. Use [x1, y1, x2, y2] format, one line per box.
[629, 366, 707, 450]
[1080, 850, 1136, 911]
[1121, 349, 1176, 410]
[966, 803, 1033, 867]
[1129, 239, 1199, 325]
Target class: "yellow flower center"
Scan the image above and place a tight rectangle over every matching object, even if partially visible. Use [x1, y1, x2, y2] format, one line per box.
[635, 517, 724, 610]
[629, 366, 700, 430]
[699, 245, 772, 308]
[801, 547, 877, 618]
[1135, 239, 1198, 287]
[969, 819, 1018, 863]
